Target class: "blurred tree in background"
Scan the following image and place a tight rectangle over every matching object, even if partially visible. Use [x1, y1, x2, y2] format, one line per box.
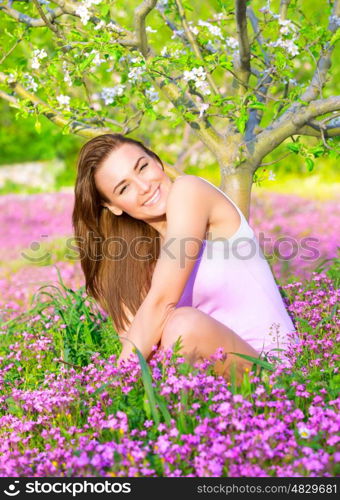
[0, 0, 340, 216]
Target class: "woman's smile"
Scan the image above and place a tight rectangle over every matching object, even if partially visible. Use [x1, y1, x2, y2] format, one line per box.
[143, 185, 161, 206]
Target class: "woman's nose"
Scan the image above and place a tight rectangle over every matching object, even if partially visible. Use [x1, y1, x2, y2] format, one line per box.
[136, 178, 152, 192]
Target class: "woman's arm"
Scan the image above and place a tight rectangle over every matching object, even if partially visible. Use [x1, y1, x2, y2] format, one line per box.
[117, 175, 213, 364]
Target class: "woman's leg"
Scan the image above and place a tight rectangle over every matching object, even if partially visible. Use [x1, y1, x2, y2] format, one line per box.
[158, 306, 259, 385]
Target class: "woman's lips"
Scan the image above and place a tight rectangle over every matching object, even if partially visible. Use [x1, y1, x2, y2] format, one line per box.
[143, 186, 161, 206]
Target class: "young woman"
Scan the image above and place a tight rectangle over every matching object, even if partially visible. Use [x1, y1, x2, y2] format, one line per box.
[72, 133, 297, 384]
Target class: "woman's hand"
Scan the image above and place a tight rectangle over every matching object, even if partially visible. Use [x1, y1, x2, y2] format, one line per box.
[117, 296, 176, 365]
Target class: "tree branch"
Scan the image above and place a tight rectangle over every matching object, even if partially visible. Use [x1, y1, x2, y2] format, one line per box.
[0, 89, 19, 107]
[297, 118, 340, 138]
[152, 73, 227, 157]
[245, 7, 273, 140]
[279, 0, 291, 20]
[134, 0, 158, 57]
[31, 0, 65, 39]
[252, 95, 340, 164]
[51, 0, 138, 46]
[1, 0, 139, 48]
[0, 72, 112, 137]
[299, 0, 340, 103]
[234, 0, 251, 92]
[0, 36, 22, 65]
[0, 1, 64, 27]
[174, 0, 220, 95]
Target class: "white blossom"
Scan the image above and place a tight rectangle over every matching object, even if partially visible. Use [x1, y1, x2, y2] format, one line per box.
[259, 6, 270, 14]
[33, 49, 48, 59]
[6, 73, 16, 84]
[76, 5, 90, 25]
[195, 79, 211, 95]
[190, 26, 199, 36]
[106, 22, 124, 33]
[269, 38, 299, 56]
[161, 46, 168, 57]
[259, 3, 279, 19]
[23, 73, 38, 92]
[156, 0, 169, 11]
[31, 49, 48, 69]
[146, 26, 157, 33]
[183, 66, 211, 96]
[128, 66, 144, 81]
[183, 66, 206, 81]
[84, 0, 101, 6]
[145, 87, 159, 102]
[62, 62, 72, 85]
[130, 55, 144, 64]
[100, 85, 125, 105]
[56, 94, 71, 107]
[92, 51, 105, 66]
[198, 102, 209, 118]
[172, 49, 187, 57]
[31, 59, 40, 70]
[171, 29, 184, 39]
[225, 37, 239, 50]
[198, 19, 223, 39]
[94, 20, 106, 31]
[268, 170, 276, 181]
[279, 19, 296, 36]
[329, 15, 340, 27]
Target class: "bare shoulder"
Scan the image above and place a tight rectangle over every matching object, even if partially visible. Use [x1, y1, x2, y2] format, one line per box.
[168, 175, 242, 241]
[172, 174, 207, 190]
[164, 175, 212, 240]
[167, 174, 212, 207]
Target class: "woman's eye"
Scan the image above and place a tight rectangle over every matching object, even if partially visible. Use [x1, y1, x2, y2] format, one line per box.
[119, 164, 148, 195]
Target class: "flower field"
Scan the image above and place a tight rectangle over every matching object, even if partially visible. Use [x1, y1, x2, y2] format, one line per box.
[0, 189, 339, 477]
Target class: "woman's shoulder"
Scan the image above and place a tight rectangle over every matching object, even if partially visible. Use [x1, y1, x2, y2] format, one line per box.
[171, 174, 212, 195]
[167, 174, 213, 208]
[165, 174, 213, 223]
[169, 174, 228, 210]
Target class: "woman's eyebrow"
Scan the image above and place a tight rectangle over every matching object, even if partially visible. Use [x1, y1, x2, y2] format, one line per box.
[112, 156, 145, 194]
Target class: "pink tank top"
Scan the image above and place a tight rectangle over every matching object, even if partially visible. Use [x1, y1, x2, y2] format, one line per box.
[175, 176, 298, 355]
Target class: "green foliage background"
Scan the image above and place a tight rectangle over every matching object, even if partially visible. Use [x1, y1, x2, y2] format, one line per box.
[0, 0, 340, 192]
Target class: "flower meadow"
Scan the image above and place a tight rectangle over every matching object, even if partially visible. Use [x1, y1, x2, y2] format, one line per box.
[0, 190, 339, 477]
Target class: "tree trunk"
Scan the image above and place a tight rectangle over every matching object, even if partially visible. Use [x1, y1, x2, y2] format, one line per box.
[220, 166, 254, 222]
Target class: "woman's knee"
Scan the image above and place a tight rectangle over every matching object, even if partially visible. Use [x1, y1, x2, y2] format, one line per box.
[161, 307, 198, 349]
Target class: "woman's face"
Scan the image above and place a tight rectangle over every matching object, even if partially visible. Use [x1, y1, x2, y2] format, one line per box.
[94, 143, 172, 220]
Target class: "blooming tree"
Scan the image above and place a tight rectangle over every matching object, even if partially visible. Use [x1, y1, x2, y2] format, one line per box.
[1, 0, 340, 218]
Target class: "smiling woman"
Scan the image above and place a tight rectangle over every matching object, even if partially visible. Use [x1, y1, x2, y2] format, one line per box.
[72, 133, 297, 384]
[72, 134, 165, 337]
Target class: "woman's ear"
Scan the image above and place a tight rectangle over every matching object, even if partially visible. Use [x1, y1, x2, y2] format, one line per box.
[102, 204, 123, 216]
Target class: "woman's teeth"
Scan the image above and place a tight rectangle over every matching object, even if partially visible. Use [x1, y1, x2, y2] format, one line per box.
[144, 187, 160, 206]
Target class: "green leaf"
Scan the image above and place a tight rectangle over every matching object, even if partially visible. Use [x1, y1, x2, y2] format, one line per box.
[34, 119, 41, 134]
[287, 143, 300, 154]
[155, 395, 171, 426]
[229, 352, 275, 371]
[330, 30, 340, 46]
[100, 4, 111, 17]
[306, 157, 314, 172]
[79, 52, 97, 72]
[135, 346, 160, 426]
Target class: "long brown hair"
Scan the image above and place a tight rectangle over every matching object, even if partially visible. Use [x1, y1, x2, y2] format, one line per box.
[72, 133, 163, 332]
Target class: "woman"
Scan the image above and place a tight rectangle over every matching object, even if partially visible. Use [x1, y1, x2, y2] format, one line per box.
[72, 133, 297, 384]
